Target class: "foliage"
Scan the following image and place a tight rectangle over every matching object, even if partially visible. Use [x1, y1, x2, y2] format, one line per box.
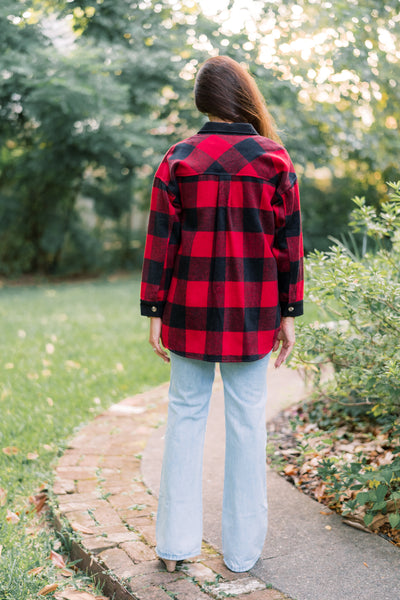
[292, 180, 400, 528]
[1, 0, 400, 273]
[294, 180, 400, 421]
[255, 0, 400, 251]
[267, 404, 400, 538]
[318, 453, 400, 531]
[0, 277, 170, 595]
[0, 1, 209, 275]
[259, 0, 400, 168]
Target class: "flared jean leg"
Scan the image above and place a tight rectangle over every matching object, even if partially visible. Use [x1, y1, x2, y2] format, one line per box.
[156, 353, 215, 560]
[220, 354, 270, 572]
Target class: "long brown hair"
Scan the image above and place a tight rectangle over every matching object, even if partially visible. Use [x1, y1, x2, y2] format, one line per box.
[194, 55, 281, 143]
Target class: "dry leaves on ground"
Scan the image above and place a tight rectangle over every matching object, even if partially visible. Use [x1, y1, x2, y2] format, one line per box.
[70, 522, 94, 535]
[267, 404, 400, 546]
[2, 446, 19, 455]
[49, 550, 67, 569]
[6, 510, 20, 524]
[27, 452, 39, 460]
[39, 583, 60, 596]
[28, 566, 45, 576]
[29, 492, 48, 514]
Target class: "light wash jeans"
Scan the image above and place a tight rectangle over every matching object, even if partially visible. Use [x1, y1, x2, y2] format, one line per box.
[156, 351, 270, 572]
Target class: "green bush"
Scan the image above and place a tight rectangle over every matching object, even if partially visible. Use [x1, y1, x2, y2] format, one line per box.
[293, 181, 400, 529]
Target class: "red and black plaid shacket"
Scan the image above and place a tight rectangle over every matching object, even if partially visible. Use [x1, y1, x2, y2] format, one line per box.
[140, 121, 304, 362]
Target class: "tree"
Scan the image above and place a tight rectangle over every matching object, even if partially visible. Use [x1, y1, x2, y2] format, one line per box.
[1, 0, 398, 274]
[253, 0, 400, 249]
[1, 0, 259, 274]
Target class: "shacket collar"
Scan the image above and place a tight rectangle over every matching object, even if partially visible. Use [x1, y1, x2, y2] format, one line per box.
[198, 121, 258, 136]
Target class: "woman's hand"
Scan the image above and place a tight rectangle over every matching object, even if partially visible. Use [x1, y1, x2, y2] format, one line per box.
[273, 316, 295, 368]
[149, 317, 170, 363]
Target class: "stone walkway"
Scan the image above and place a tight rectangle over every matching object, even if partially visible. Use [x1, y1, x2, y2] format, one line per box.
[53, 382, 290, 600]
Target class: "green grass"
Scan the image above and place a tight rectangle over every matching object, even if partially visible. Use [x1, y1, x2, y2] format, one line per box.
[0, 276, 318, 597]
[0, 275, 170, 598]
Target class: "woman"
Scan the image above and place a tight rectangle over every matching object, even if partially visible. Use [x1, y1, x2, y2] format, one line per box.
[140, 55, 303, 573]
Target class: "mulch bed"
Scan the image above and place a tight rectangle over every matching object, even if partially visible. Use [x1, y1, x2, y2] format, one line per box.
[267, 402, 400, 547]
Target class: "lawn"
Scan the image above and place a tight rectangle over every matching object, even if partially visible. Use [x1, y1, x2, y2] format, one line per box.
[0, 275, 314, 598]
[0, 275, 170, 598]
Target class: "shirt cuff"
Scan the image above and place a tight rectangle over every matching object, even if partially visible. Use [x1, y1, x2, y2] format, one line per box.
[280, 300, 303, 317]
[140, 300, 164, 318]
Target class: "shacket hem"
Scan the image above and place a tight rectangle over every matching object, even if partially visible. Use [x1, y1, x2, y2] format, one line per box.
[169, 349, 270, 363]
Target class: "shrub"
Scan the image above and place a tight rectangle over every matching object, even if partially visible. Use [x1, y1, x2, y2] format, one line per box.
[293, 181, 400, 529]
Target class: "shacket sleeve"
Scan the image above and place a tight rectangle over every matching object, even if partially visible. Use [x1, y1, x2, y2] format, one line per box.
[272, 157, 304, 318]
[140, 148, 181, 318]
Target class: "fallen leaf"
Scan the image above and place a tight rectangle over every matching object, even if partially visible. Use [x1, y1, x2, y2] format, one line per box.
[4, 363, 14, 369]
[65, 360, 81, 369]
[314, 482, 326, 502]
[27, 372, 39, 380]
[0, 487, 7, 506]
[299, 462, 313, 475]
[376, 451, 394, 466]
[342, 516, 371, 533]
[39, 583, 59, 596]
[70, 522, 94, 535]
[2, 446, 19, 456]
[283, 464, 297, 477]
[47, 397, 54, 407]
[319, 510, 332, 515]
[61, 569, 74, 578]
[27, 452, 39, 460]
[28, 566, 45, 576]
[363, 562, 369, 568]
[29, 492, 48, 513]
[325, 525, 332, 530]
[49, 550, 66, 569]
[46, 343, 55, 355]
[6, 510, 20, 524]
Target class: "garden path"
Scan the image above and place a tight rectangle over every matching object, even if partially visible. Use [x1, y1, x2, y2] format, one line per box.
[143, 364, 400, 600]
[53, 364, 400, 600]
[53, 379, 289, 600]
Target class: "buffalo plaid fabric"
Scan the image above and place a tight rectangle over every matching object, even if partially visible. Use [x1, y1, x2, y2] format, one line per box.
[141, 121, 304, 362]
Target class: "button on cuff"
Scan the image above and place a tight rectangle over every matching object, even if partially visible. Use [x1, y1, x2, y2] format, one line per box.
[280, 300, 304, 317]
[140, 300, 165, 318]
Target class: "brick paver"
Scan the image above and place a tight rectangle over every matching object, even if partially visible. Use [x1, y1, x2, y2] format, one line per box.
[53, 382, 291, 600]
